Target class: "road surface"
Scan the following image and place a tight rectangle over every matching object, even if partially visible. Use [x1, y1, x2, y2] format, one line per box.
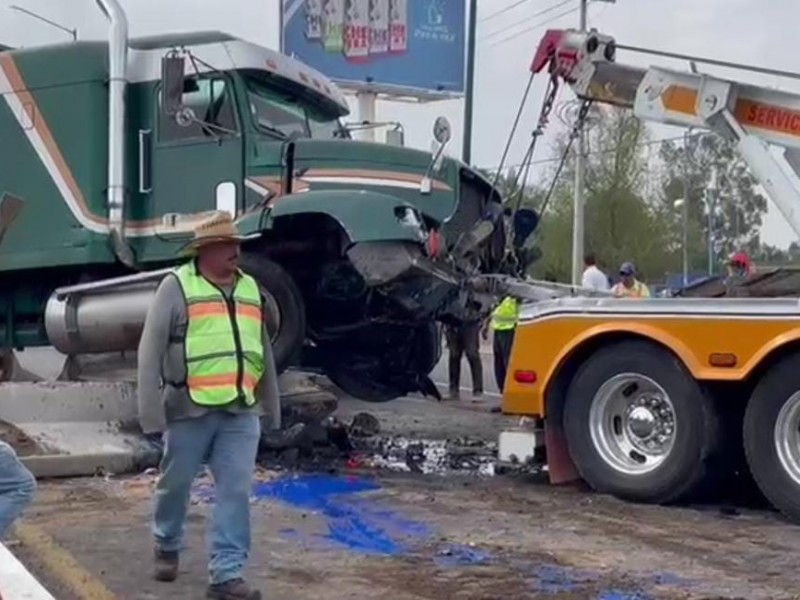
[10, 345, 800, 599]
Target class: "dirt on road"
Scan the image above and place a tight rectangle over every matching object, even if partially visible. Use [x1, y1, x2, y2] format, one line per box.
[9, 465, 800, 600]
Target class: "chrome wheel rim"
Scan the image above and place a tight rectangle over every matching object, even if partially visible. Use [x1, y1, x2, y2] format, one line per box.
[589, 373, 677, 475]
[774, 391, 800, 486]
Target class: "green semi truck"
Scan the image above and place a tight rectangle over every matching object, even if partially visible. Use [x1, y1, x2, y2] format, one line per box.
[0, 1, 529, 402]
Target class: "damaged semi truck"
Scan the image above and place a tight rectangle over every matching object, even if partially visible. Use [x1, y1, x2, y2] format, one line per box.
[0, 1, 525, 402]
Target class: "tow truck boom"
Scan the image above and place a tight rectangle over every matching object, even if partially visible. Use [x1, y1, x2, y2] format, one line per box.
[532, 29, 800, 238]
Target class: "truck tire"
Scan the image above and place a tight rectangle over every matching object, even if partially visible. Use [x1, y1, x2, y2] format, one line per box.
[239, 254, 305, 373]
[743, 354, 800, 523]
[563, 340, 721, 504]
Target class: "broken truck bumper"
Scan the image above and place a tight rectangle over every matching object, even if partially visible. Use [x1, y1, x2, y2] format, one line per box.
[346, 241, 491, 321]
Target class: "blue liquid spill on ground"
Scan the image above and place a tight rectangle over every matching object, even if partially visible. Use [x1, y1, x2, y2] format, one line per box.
[597, 591, 652, 600]
[193, 474, 696, 599]
[194, 474, 430, 556]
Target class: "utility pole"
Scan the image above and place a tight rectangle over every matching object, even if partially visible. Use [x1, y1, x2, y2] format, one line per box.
[707, 168, 717, 276]
[462, 0, 478, 164]
[681, 128, 694, 287]
[570, 0, 589, 285]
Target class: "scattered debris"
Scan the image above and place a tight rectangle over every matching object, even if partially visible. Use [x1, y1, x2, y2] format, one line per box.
[348, 412, 380, 438]
[354, 435, 500, 476]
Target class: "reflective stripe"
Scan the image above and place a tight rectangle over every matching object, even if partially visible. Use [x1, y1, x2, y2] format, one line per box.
[174, 262, 265, 407]
[187, 372, 259, 390]
[187, 302, 262, 321]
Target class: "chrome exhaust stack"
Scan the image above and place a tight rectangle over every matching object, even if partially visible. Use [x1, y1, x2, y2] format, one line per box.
[95, 0, 135, 267]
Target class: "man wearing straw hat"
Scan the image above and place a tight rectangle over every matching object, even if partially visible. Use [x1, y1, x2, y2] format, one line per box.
[138, 211, 279, 600]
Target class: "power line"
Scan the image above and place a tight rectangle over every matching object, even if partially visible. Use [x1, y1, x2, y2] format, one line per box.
[481, 0, 534, 23]
[482, 0, 575, 40]
[487, 5, 581, 48]
[478, 134, 688, 173]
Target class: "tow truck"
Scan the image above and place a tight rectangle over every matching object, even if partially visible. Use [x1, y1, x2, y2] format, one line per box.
[495, 28, 800, 524]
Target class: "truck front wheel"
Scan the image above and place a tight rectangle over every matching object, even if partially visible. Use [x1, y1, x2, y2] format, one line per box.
[239, 254, 306, 373]
[744, 355, 800, 523]
[563, 340, 721, 504]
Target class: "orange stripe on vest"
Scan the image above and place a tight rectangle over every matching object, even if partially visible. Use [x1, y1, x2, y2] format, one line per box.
[187, 373, 259, 390]
[187, 302, 262, 321]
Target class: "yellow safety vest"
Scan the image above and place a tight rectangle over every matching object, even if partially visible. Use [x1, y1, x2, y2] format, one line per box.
[491, 296, 519, 331]
[173, 262, 265, 407]
[612, 280, 650, 298]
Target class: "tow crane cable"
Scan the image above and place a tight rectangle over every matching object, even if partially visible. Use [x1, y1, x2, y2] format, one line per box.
[490, 71, 535, 193]
[537, 97, 593, 218]
[508, 73, 560, 215]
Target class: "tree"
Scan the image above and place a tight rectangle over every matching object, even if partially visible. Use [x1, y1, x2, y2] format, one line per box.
[658, 134, 769, 271]
[527, 106, 679, 283]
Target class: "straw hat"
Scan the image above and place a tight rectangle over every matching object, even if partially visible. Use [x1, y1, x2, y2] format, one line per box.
[178, 211, 246, 256]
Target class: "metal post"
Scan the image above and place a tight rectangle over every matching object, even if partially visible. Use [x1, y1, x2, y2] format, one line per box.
[707, 170, 716, 276]
[681, 129, 693, 287]
[462, 0, 478, 164]
[571, 0, 588, 285]
[356, 92, 377, 143]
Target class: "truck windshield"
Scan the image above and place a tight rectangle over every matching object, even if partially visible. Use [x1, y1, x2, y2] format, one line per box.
[245, 77, 347, 140]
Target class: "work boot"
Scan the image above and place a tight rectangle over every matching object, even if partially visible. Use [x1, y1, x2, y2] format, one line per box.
[153, 548, 179, 582]
[206, 578, 262, 600]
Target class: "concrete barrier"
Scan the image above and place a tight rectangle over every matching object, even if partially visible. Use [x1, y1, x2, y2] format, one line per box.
[0, 381, 159, 478]
[0, 541, 56, 599]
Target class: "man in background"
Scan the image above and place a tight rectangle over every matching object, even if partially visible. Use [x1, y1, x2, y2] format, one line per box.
[483, 296, 519, 392]
[581, 252, 610, 291]
[612, 262, 650, 298]
[445, 321, 483, 400]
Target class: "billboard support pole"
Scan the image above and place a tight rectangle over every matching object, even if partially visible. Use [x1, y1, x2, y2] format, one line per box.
[357, 91, 378, 142]
[571, 0, 588, 286]
[462, 0, 477, 165]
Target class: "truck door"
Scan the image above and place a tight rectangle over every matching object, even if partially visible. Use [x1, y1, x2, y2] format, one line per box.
[152, 73, 243, 221]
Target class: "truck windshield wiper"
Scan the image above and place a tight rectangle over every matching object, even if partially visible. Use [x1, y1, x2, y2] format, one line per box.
[256, 121, 290, 140]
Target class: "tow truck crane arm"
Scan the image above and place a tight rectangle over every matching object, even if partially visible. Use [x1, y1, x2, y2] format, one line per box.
[532, 28, 800, 239]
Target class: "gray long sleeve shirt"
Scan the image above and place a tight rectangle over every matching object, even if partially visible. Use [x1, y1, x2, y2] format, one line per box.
[137, 273, 280, 434]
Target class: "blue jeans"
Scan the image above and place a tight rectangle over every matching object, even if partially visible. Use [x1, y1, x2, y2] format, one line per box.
[0, 441, 35, 538]
[153, 412, 260, 585]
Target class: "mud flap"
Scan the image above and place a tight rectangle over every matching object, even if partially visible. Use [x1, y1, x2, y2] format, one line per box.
[544, 420, 581, 485]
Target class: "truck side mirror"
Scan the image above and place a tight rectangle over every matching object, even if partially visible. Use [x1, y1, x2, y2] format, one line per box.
[386, 128, 405, 147]
[161, 54, 186, 117]
[420, 116, 452, 195]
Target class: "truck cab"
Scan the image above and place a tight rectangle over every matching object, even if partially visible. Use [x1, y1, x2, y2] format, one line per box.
[0, 22, 523, 403]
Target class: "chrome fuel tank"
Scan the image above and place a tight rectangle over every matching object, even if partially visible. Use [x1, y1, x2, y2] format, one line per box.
[44, 270, 171, 355]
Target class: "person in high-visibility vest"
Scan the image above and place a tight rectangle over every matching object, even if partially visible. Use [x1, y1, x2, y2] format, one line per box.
[138, 211, 278, 600]
[482, 295, 519, 392]
[611, 262, 650, 298]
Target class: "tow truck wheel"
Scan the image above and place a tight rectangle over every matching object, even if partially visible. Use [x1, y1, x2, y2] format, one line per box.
[563, 340, 721, 504]
[744, 354, 800, 523]
[239, 254, 306, 373]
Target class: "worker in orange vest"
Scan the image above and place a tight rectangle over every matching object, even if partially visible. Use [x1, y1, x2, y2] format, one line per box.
[611, 262, 650, 298]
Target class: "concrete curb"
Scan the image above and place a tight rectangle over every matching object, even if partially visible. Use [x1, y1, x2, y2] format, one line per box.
[0, 541, 56, 599]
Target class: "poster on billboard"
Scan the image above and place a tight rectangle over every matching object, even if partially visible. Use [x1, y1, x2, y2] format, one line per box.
[281, 0, 466, 100]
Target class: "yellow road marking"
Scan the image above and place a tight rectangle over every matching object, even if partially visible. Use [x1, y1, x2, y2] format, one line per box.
[13, 522, 118, 600]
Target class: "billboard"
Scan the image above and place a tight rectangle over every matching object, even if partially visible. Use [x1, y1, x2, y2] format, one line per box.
[281, 0, 466, 99]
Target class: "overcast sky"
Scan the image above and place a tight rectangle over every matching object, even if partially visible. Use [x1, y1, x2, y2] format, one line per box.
[1, 0, 797, 248]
